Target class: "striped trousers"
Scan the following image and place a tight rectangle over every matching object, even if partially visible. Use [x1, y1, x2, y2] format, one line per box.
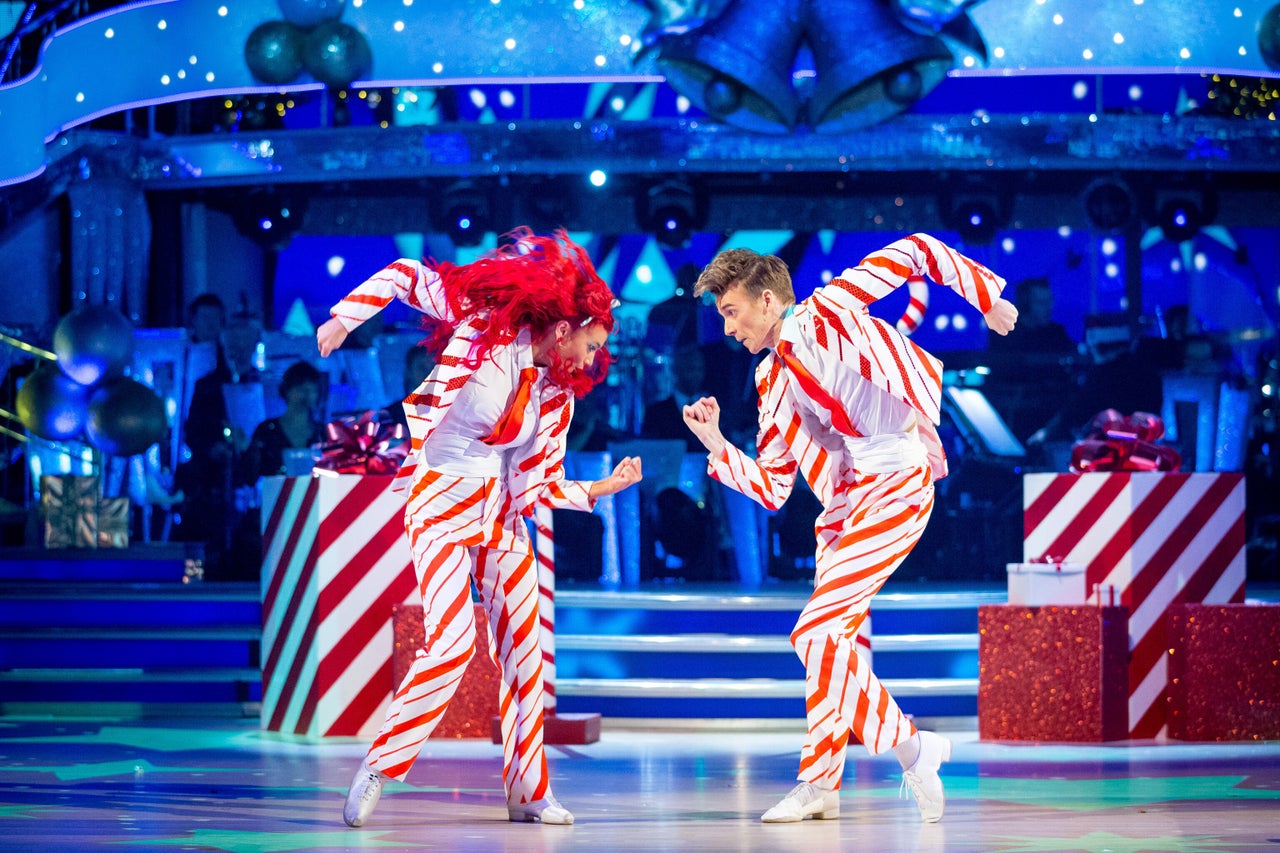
[363, 469, 553, 806]
[793, 464, 935, 789]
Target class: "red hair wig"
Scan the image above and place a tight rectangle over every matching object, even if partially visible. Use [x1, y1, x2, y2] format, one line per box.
[420, 228, 615, 396]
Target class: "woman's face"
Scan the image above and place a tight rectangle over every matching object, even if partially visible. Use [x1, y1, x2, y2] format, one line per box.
[559, 323, 610, 372]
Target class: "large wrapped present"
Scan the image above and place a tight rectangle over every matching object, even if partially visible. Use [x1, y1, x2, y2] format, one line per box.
[1166, 604, 1280, 741]
[978, 604, 1129, 742]
[40, 475, 130, 549]
[1023, 472, 1246, 738]
[259, 474, 415, 739]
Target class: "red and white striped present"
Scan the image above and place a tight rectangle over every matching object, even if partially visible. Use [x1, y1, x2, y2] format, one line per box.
[1023, 472, 1246, 738]
[259, 474, 416, 739]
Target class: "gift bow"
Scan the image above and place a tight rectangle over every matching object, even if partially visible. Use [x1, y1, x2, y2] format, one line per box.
[314, 411, 409, 476]
[1070, 409, 1181, 473]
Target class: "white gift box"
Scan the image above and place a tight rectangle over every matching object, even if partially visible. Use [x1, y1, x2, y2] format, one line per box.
[1006, 561, 1087, 606]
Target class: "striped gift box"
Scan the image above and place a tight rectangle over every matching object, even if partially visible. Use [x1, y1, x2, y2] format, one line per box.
[1023, 472, 1246, 739]
[260, 474, 416, 739]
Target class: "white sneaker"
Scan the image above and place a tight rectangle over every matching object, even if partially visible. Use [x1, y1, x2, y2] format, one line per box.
[343, 762, 387, 827]
[508, 795, 574, 825]
[901, 730, 952, 823]
[760, 782, 840, 823]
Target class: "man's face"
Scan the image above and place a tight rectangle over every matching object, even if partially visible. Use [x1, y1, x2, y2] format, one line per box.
[715, 283, 779, 354]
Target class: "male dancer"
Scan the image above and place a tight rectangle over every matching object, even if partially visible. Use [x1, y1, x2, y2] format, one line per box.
[682, 233, 1017, 823]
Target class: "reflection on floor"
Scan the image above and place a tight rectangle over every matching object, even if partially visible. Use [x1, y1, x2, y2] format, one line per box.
[1, 717, 1277, 852]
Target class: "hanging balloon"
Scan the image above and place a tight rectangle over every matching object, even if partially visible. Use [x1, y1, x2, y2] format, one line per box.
[278, 0, 346, 29]
[52, 305, 135, 387]
[245, 20, 305, 85]
[15, 362, 91, 441]
[302, 21, 372, 88]
[1260, 3, 1280, 70]
[85, 378, 167, 458]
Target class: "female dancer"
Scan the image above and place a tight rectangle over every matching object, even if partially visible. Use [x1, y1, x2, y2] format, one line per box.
[317, 230, 642, 827]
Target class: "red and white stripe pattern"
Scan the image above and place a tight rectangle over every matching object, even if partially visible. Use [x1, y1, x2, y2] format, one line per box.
[895, 275, 930, 336]
[1023, 472, 1246, 738]
[795, 466, 934, 786]
[533, 504, 557, 713]
[260, 474, 417, 738]
[363, 471, 553, 803]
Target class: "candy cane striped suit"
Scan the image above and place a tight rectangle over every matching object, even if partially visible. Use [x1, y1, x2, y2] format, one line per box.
[329, 260, 594, 805]
[708, 234, 1004, 788]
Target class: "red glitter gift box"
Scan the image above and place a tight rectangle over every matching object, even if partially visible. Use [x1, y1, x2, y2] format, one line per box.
[393, 603, 500, 739]
[978, 604, 1129, 742]
[1022, 472, 1246, 738]
[1166, 603, 1280, 741]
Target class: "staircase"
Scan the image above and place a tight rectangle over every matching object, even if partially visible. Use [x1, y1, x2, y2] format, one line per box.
[0, 544, 998, 724]
[0, 544, 262, 717]
[549, 584, 999, 722]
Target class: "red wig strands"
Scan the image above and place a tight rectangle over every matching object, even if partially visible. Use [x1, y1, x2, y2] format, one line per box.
[420, 228, 616, 395]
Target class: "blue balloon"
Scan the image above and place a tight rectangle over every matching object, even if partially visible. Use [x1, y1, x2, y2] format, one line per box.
[15, 362, 90, 441]
[302, 21, 372, 88]
[85, 378, 167, 458]
[278, 0, 345, 29]
[52, 305, 135, 387]
[245, 20, 305, 85]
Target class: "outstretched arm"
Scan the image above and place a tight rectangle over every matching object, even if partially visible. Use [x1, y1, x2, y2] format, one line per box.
[318, 259, 455, 359]
[824, 232, 1007, 317]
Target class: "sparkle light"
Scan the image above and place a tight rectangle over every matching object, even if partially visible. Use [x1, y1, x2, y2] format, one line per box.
[1180, 47, 1191, 59]
[1113, 33, 1124, 45]
[1194, 252, 1208, 271]
[160, 75, 170, 85]
[177, 70, 186, 79]
[499, 89, 516, 108]
[218, 6, 228, 15]
[1073, 81, 1088, 99]
[157, 19, 167, 30]
[635, 265, 653, 284]
[75, 92, 84, 102]
[504, 38, 516, 50]
[588, 170, 607, 187]
[327, 256, 346, 277]
[105, 28, 114, 38]
[1129, 85, 1142, 100]
[1102, 238, 1117, 255]
[1105, 262, 1119, 277]
[432, 62, 443, 73]
[993, 46, 1005, 59]
[205, 72, 215, 82]
[934, 315, 950, 331]
[953, 314, 968, 331]
[1053, 13, 1063, 25]
[594, 55, 606, 67]
[1083, 49, 1094, 60]
[1058, 226, 1072, 238]
[1001, 237, 1016, 253]
[394, 20, 405, 32]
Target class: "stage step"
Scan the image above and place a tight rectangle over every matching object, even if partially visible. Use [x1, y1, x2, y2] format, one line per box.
[0, 579, 262, 711]
[548, 585, 998, 719]
[0, 565, 999, 721]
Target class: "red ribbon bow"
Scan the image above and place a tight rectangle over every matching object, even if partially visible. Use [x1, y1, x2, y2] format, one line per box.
[1069, 409, 1181, 473]
[314, 411, 409, 476]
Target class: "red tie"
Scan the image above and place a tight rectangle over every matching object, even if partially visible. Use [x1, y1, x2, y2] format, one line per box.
[483, 367, 538, 446]
[774, 340, 862, 438]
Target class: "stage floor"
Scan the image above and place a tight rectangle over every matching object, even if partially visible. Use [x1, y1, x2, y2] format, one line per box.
[1, 717, 1277, 852]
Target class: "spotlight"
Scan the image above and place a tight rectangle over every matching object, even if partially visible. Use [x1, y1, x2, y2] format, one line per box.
[230, 189, 308, 250]
[945, 195, 1003, 246]
[1082, 178, 1136, 233]
[439, 181, 491, 247]
[639, 180, 702, 249]
[1157, 197, 1203, 243]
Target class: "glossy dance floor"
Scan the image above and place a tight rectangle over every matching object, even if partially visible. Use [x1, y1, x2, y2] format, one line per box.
[1, 717, 1278, 852]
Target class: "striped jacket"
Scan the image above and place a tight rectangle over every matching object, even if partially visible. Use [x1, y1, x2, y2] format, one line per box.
[329, 259, 594, 516]
[708, 233, 1006, 511]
